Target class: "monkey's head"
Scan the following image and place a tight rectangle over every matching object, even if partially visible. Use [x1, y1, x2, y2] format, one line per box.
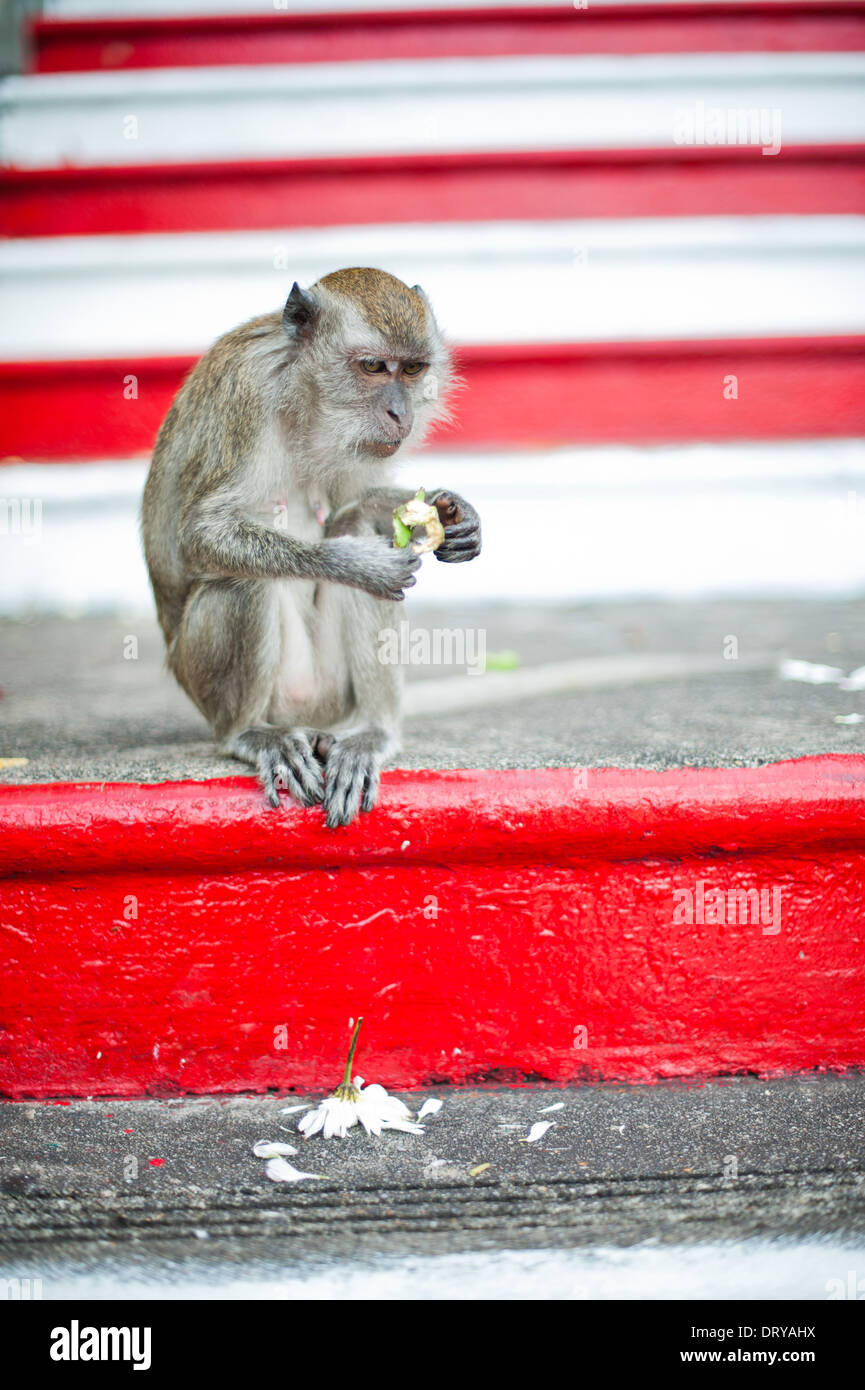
[281, 267, 453, 466]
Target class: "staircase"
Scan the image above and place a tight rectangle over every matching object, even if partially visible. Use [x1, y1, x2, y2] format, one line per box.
[1, 0, 864, 1099]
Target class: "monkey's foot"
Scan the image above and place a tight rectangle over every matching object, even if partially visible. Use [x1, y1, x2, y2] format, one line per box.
[228, 727, 332, 810]
[323, 734, 382, 828]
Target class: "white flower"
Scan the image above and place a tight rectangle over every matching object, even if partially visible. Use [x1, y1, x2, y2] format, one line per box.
[294, 1016, 424, 1142]
[298, 1089, 362, 1140]
[298, 1077, 424, 1140]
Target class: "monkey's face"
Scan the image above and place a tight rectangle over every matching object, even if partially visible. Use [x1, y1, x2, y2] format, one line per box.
[283, 270, 452, 466]
[350, 355, 429, 458]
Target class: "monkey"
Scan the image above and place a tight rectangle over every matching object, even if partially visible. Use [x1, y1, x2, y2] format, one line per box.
[141, 267, 481, 827]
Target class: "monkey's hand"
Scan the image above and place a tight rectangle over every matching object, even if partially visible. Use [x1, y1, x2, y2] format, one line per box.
[323, 731, 383, 828]
[327, 535, 421, 602]
[426, 490, 482, 564]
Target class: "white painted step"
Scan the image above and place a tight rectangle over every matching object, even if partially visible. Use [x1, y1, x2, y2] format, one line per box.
[2, 54, 863, 168]
[41, 0, 822, 19]
[3, 439, 864, 615]
[2, 216, 864, 360]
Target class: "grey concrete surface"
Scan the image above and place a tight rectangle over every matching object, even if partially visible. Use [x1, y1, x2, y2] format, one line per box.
[1, 1077, 863, 1279]
[1, 598, 864, 784]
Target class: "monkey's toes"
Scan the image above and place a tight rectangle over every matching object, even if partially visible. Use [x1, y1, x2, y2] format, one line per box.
[257, 733, 325, 810]
[323, 747, 380, 828]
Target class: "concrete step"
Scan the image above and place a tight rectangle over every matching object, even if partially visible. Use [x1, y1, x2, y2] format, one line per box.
[2, 602, 865, 1098]
[0, 1076, 863, 1295]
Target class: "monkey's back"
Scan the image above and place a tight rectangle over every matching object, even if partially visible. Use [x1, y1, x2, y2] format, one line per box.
[142, 312, 286, 643]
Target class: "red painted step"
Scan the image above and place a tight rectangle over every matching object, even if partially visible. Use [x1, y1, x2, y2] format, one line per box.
[27, 2, 865, 74]
[3, 337, 864, 462]
[4, 146, 863, 239]
[1, 758, 864, 1098]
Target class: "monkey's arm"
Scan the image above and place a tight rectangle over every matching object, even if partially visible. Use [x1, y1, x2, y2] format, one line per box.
[180, 504, 421, 601]
[327, 487, 482, 563]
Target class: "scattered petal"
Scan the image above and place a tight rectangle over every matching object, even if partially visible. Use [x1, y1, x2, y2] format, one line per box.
[538, 1102, 565, 1113]
[840, 665, 865, 691]
[834, 713, 864, 724]
[521, 1121, 554, 1144]
[279, 1103, 312, 1115]
[417, 1098, 443, 1121]
[265, 1157, 326, 1183]
[779, 659, 844, 685]
[252, 1141, 298, 1159]
[469, 1163, 491, 1177]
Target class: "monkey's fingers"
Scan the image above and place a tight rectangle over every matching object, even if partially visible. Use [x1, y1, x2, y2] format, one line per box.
[258, 752, 283, 809]
[257, 735, 324, 810]
[324, 745, 379, 828]
[441, 518, 476, 539]
[436, 529, 482, 563]
[429, 491, 463, 524]
[387, 573, 418, 601]
[361, 760, 381, 813]
[280, 732, 326, 805]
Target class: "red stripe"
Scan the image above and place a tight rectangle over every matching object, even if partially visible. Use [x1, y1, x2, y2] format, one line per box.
[4, 146, 864, 238]
[2, 759, 863, 1097]
[3, 337, 864, 461]
[28, 3, 865, 73]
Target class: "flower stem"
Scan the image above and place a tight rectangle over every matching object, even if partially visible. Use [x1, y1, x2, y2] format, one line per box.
[342, 1016, 363, 1086]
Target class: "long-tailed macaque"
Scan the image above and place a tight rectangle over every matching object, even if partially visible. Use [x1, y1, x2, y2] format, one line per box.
[142, 268, 481, 826]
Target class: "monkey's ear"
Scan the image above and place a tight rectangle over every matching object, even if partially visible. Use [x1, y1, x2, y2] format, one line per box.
[283, 282, 319, 341]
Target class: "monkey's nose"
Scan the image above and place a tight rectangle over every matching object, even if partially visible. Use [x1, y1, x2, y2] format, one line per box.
[387, 408, 402, 423]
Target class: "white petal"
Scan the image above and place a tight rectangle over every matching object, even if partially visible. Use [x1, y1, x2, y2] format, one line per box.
[252, 1141, 298, 1158]
[538, 1103, 564, 1114]
[298, 1106, 326, 1137]
[382, 1118, 425, 1134]
[417, 1098, 443, 1121]
[523, 1121, 554, 1143]
[358, 1084, 387, 1102]
[358, 1109, 383, 1136]
[265, 1157, 325, 1183]
[279, 1103, 312, 1114]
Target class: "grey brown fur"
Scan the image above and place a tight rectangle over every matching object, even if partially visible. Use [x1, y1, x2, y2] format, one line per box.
[142, 267, 481, 826]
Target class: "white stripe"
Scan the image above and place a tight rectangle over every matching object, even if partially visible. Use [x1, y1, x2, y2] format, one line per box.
[41, 0, 811, 18]
[3, 440, 865, 614]
[2, 217, 863, 359]
[2, 54, 862, 167]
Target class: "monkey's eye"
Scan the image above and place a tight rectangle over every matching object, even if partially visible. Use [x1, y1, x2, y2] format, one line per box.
[402, 361, 427, 377]
[359, 359, 387, 375]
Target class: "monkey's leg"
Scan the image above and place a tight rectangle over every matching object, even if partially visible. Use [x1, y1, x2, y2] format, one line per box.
[171, 579, 328, 809]
[314, 506, 402, 827]
[321, 589, 401, 829]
